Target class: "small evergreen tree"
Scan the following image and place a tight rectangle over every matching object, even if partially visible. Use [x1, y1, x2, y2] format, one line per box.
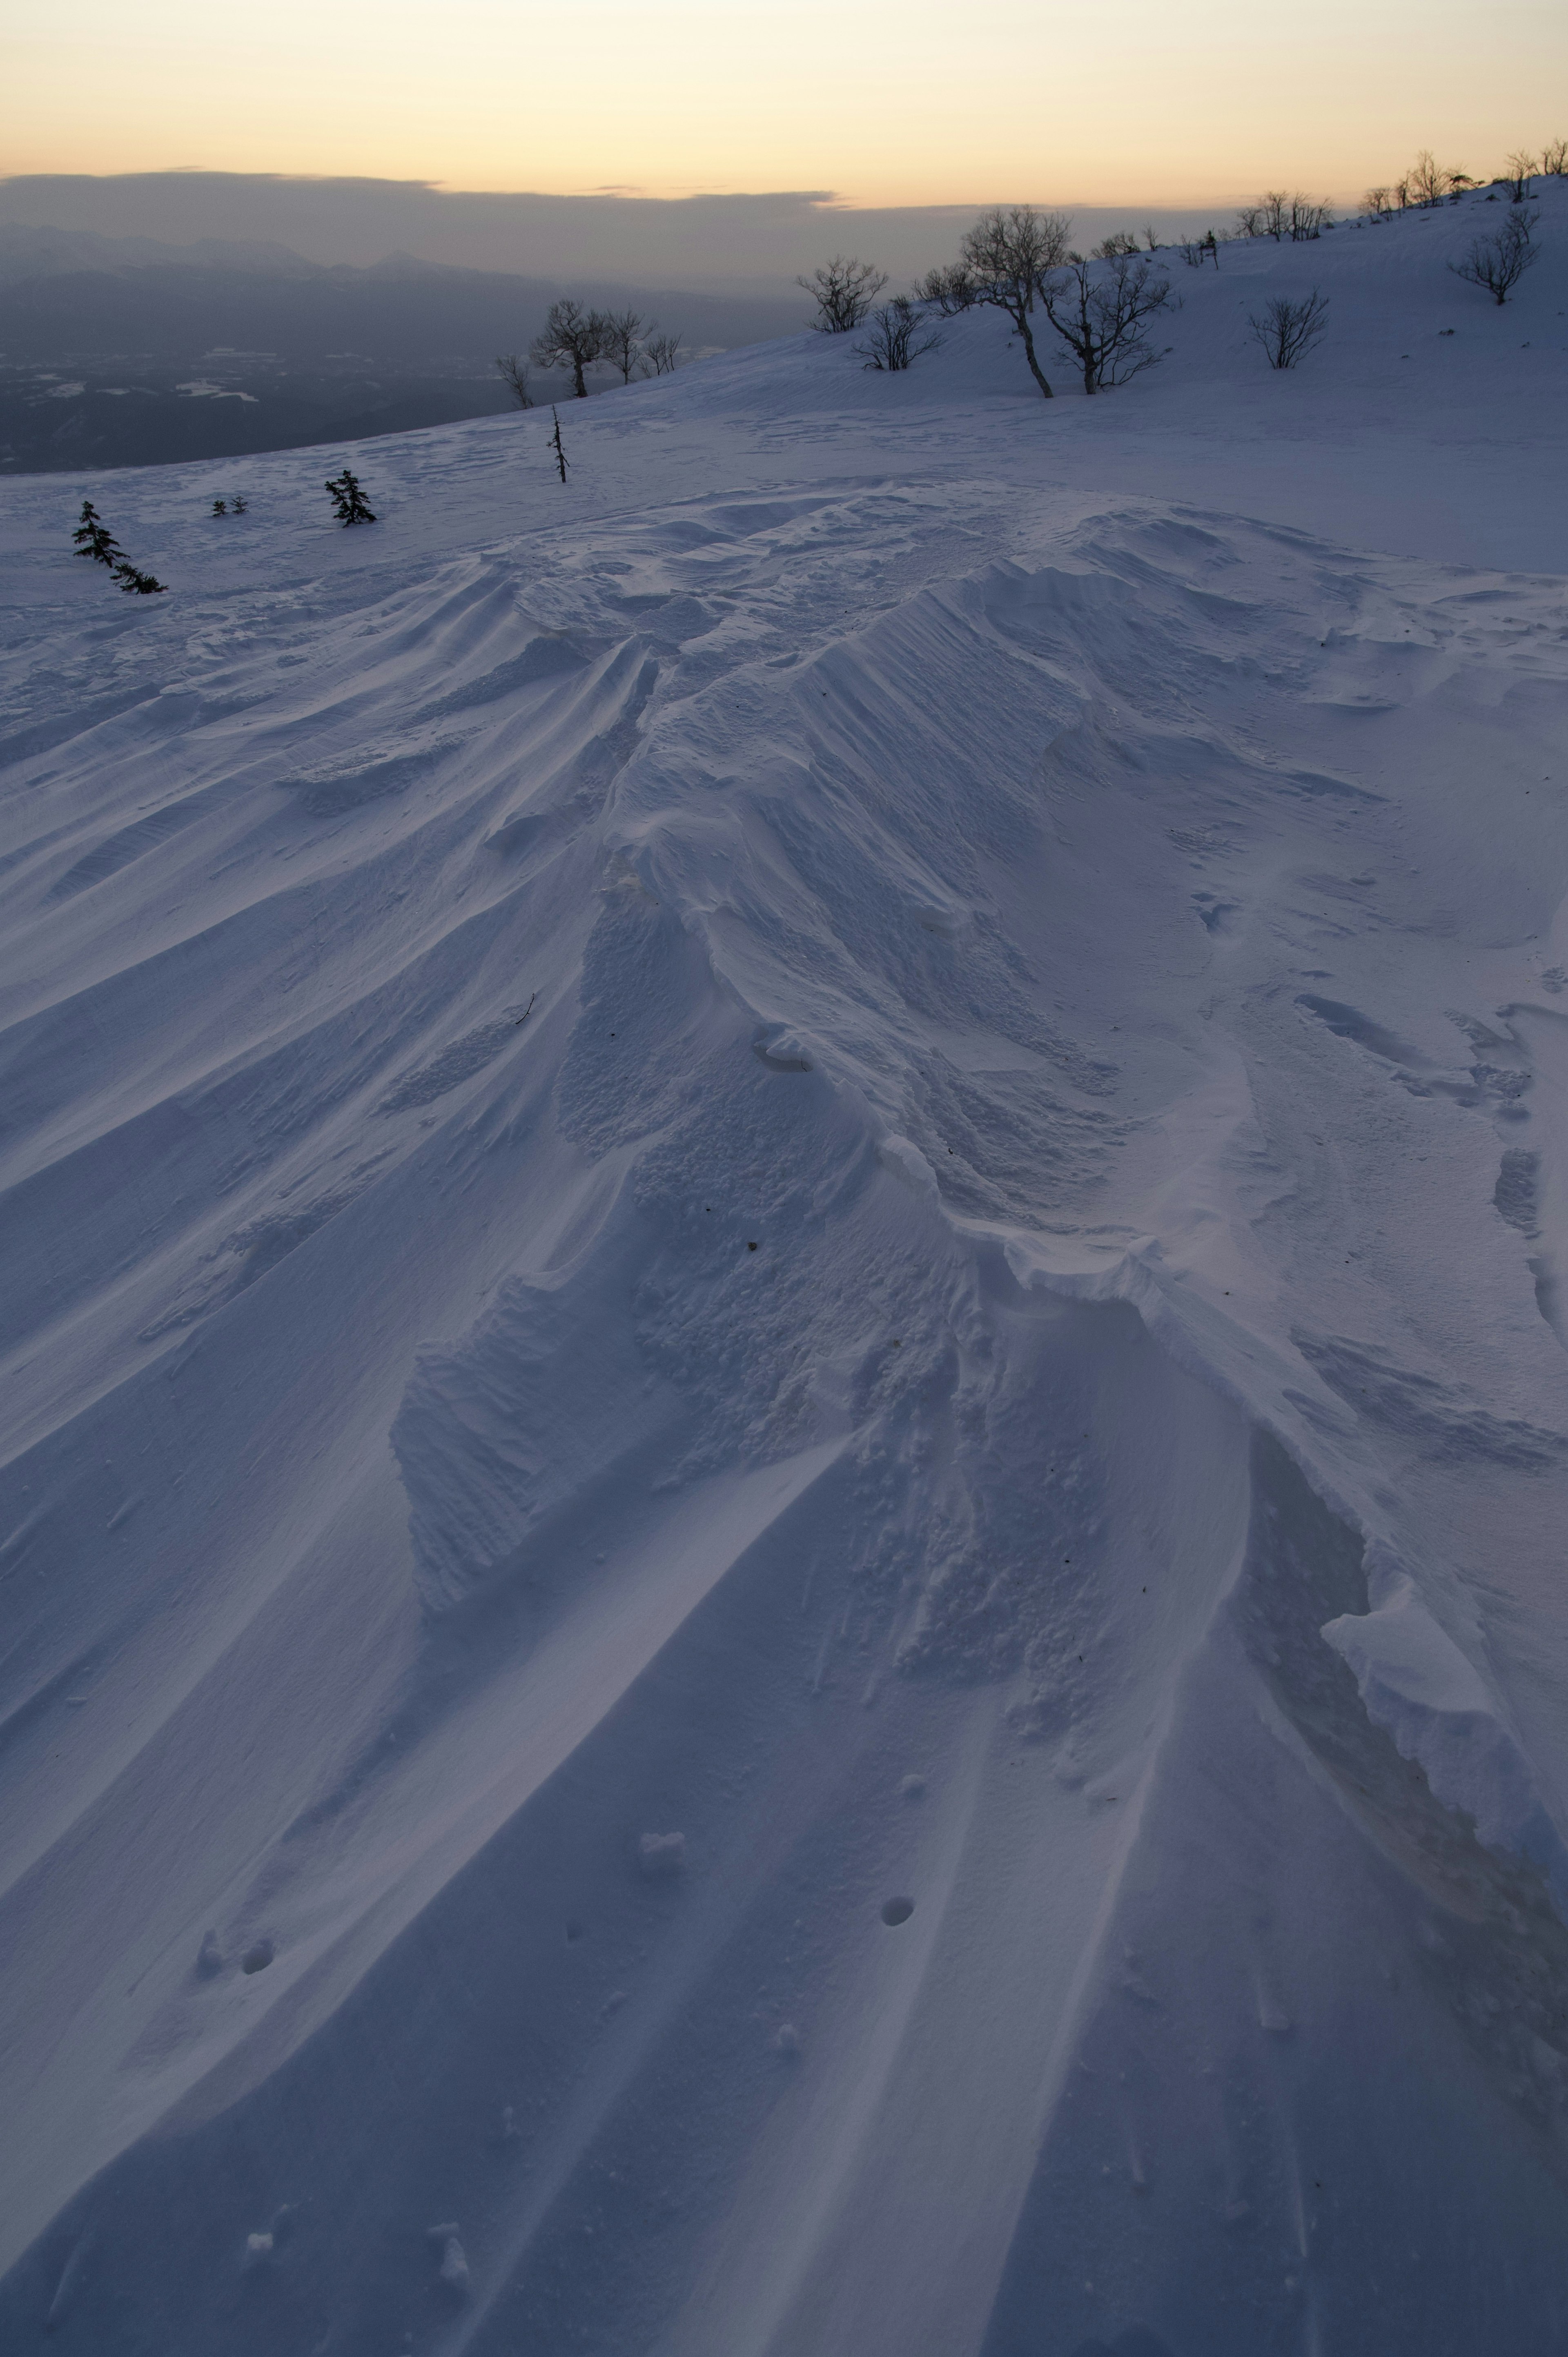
[113, 562, 167, 595]
[212, 498, 228, 516]
[548, 407, 570, 483]
[73, 499, 124, 568]
[232, 495, 248, 514]
[325, 470, 376, 525]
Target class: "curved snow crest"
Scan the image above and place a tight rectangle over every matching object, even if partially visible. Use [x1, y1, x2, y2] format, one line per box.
[395, 516, 1568, 1873]
[7, 308, 1568, 2345]
[1324, 1579, 1568, 1909]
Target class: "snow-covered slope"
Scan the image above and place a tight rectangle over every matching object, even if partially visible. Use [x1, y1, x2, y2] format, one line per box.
[1, 187, 1567, 2357]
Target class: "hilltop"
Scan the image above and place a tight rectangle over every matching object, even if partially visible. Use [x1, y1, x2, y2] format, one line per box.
[0, 183, 1566, 2356]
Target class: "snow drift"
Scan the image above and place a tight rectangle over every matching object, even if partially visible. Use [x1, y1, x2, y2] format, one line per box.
[2, 185, 1568, 2355]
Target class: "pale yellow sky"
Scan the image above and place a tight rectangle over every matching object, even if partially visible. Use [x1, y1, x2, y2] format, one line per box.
[6, 0, 1564, 205]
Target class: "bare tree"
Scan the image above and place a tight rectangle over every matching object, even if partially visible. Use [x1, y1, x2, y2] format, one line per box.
[1235, 203, 1263, 238]
[1255, 191, 1331, 240]
[1408, 150, 1452, 207]
[530, 299, 606, 397]
[494, 352, 533, 408]
[1040, 253, 1174, 394]
[1142, 224, 1162, 250]
[1542, 138, 1567, 176]
[913, 263, 977, 315]
[958, 205, 1074, 397]
[548, 406, 570, 483]
[854, 295, 945, 371]
[598, 309, 645, 384]
[1450, 211, 1539, 303]
[1095, 229, 1141, 258]
[1505, 151, 1537, 201]
[640, 330, 684, 375]
[796, 256, 888, 333]
[1179, 234, 1219, 270]
[1247, 290, 1329, 369]
[1363, 186, 1393, 219]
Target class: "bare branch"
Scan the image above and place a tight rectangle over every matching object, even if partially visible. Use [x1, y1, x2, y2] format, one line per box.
[797, 256, 888, 333]
[529, 299, 607, 397]
[1449, 211, 1539, 304]
[494, 353, 534, 408]
[639, 330, 684, 376]
[1039, 253, 1174, 395]
[1247, 290, 1330, 369]
[913, 264, 977, 316]
[1505, 151, 1537, 202]
[957, 206, 1074, 398]
[598, 309, 646, 384]
[854, 296, 945, 372]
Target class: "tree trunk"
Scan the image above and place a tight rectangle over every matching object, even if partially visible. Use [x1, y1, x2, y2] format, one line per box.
[572, 355, 588, 397]
[1013, 306, 1054, 398]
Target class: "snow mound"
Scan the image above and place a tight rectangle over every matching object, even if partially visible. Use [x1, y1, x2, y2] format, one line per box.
[2, 184, 1568, 2353]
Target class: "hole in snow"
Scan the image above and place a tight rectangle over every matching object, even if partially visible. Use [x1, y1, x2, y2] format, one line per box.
[240, 1938, 275, 1974]
[881, 1895, 915, 1927]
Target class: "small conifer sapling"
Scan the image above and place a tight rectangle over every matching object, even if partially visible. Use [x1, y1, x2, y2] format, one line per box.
[113, 562, 167, 595]
[212, 498, 228, 516]
[232, 495, 248, 514]
[73, 499, 124, 568]
[548, 407, 570, 484]
[325, 470, 376, 525]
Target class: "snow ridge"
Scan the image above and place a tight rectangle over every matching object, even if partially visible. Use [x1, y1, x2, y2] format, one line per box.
[2, 187, 1568, 2354]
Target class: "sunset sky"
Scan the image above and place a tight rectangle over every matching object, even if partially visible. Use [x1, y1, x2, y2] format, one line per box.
[7, 0, 1564, 206]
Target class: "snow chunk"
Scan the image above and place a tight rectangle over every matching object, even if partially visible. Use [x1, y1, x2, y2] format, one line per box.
[1324, 1582, 1568, 1902]
[638, 1830, 686, 1878]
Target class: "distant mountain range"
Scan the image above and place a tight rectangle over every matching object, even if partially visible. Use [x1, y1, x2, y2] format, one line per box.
[0, 226, 811, 471]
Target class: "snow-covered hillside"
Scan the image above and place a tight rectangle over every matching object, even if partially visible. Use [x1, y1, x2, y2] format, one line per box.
[1, 187, 1567, 2357]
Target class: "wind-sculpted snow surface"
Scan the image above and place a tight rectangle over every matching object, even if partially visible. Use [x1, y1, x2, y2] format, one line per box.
[2, 194, 1568, 2355]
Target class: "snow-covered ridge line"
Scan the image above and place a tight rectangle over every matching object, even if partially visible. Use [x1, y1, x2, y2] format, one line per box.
[2, 192, 1568, 2353]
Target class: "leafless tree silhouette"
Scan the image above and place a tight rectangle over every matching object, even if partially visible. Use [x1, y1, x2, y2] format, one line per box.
[956, 206, 1074, 397]
[1408, 151, 1452, 207]
[530, 300, 607, 397]
[1095, 230, 1142, 258]
[640, 330, 684, 376]
[1505, 152, 1537, 201]
[797, 256, 888, 332]
[913, 264, 978, 314]
[1363, 187, 1393, 219]
[1040, 254, 1174, 394]
[1253, 192, 1332, 240]
[1450, 212, 1539, 303]
[494, 353, 533, 408]
[597, 310, 646, 383]
[854, 296, 945, 371]
[1247, 290, 1330, 369]
[1542, 139, 1567, 176]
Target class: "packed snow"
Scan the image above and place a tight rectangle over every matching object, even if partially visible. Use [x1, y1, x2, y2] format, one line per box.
[2, 186, 1568, 2355]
